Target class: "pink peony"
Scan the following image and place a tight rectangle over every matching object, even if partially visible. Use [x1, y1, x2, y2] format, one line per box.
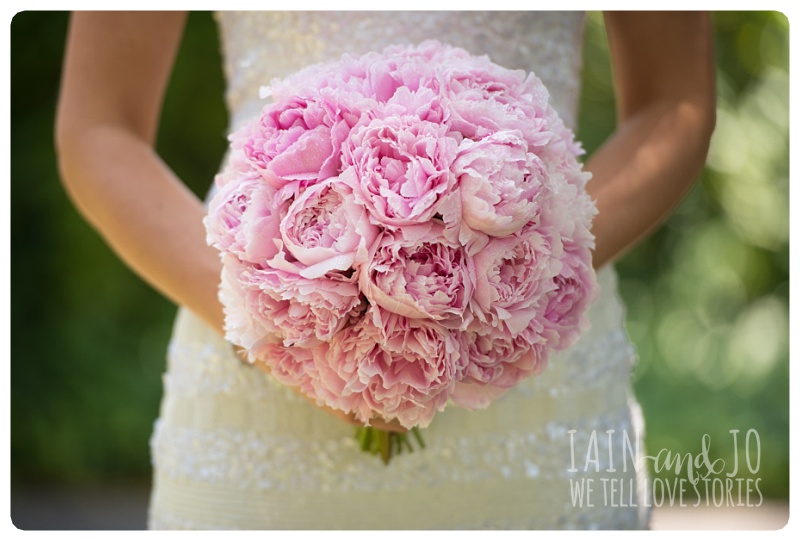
[343, 111, 458, 228]
[541, 243, 599, 350]
[238, 183, 292, 265]
[440, 60, 554, 149]
[239, 95, 351, 186]
[253, 341, 327, 400]
[217, 254, 283, 352]
[280, 178, 378, 279]
[470, 228, 561, 335]
[539, 170, 596, 249]
[454, 131, 543, 236]
[450, 326, 549, 409]
[256, 250, 365, 347]
[440, 130, 546, 253]
[321, 307, 461, 429]
[204, 173, 264, 259]
[359, 223, 474, 326]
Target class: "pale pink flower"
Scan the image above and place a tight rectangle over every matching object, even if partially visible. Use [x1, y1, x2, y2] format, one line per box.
[280, 178, 379, 279]
[256, 249, 365, 347]
[470, 229, 561, 335]
[359, 223, 474, 326]
[204, 173, 264, 259]
[541, 244, 599, 350]
[252, 341, 328, 400]
[322, 307, 461, 428]
[440, 130, 545, 253]
[239, 183, 293, 265]
[218, 254, 283, 352]
[343, 112, 458, 228]
[450, 326, 549, 409]
[440, 61, 554, 148]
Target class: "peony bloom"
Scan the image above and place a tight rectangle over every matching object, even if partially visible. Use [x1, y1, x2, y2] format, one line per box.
[440, 130, 545, 253]
[450, 326, 549, 409]
[343, 111, 458, 228]
[255, 249, 365, 347]
[359, 223, 474, 326]
[322, 307, 461, 428]
[252, 341, 328, 400]
[541, 243, 599, 350]
[439, 59, 554, 149]
[217, 254, 284, 354]
[239, 95, 352, 186]
[280, 178, 379, 279]
[470, 228, 561, 335]
[204, 172, 265, 259]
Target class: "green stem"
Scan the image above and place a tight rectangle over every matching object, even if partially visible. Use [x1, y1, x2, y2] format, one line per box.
[411, 427, 426, 449]
[381, 430, 391, 464]
[353, 426, 427, 465]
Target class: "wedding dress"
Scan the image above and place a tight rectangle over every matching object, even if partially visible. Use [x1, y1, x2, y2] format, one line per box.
[148, 11, 651, 529]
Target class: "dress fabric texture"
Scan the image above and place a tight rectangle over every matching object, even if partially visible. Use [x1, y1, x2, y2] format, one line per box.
[148, 11, 651, 530]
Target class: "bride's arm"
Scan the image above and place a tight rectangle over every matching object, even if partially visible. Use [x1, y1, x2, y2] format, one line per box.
[55, 12, 225, 333]
[587, 12, 716, 268]
[55, 12, 404, 432]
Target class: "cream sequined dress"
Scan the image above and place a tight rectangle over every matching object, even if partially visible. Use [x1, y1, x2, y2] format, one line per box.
[148, 11, 651, 529]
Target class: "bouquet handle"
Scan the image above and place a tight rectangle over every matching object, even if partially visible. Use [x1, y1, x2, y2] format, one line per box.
[355, 426, 426, 465]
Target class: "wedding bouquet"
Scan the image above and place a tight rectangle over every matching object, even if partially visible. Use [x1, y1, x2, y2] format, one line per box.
[205, 41, 598, 463]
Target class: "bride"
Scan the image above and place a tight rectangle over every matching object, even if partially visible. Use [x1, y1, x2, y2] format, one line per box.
[55, 11, 715, 529]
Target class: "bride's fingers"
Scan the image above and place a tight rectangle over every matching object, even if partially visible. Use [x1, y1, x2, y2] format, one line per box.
[316, 402, 408, 433]
[324, 406, 408, 433]
[366, 416, 408, 433]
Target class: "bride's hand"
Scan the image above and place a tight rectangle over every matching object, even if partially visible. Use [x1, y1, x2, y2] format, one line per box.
[319, 405, 408, 433]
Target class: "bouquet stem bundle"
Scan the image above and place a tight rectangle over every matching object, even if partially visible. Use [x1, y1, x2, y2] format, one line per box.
[356, 427, 426, 465]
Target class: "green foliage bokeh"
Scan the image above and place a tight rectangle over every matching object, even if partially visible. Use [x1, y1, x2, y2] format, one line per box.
[11, 12, 789, 499]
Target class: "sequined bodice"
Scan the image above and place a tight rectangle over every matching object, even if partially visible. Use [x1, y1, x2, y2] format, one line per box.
[215, 12, 585, 131]
[148, 12, 650, 530]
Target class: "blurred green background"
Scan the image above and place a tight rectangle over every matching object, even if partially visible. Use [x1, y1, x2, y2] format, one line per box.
[11, 10, 789, 503]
